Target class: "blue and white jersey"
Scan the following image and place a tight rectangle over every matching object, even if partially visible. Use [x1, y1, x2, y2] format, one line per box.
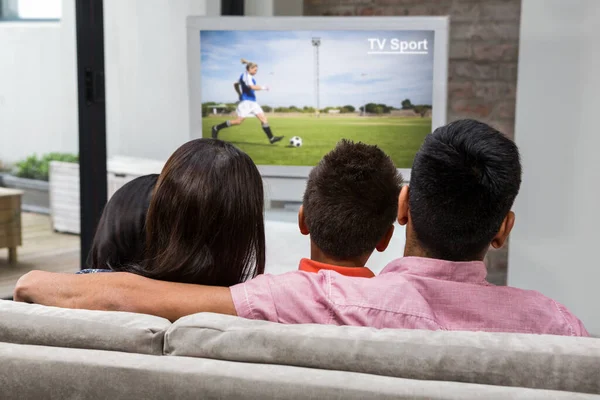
[239, 71, 257, 102]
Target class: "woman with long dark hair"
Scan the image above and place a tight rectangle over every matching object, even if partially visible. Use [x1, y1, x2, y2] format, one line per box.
[139, 138, 266, 285]
[85, 139, 265, 286]
[86, 174, 158, 272]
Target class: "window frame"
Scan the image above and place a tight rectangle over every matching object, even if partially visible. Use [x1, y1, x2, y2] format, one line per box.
[0, 0, 61, 22]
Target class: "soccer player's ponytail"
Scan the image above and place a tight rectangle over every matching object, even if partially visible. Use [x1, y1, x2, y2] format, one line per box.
[241, 58, 257, 70]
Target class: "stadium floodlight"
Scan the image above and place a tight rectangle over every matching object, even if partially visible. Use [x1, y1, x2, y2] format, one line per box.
[361, 73, 367, 116]
[312, 37, 321, 117]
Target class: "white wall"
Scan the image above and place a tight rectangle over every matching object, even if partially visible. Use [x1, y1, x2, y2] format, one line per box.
[244, 0, 303, 16]
[273, 0, 303, 16]
[0, 0, 78, 165]
[103, 0, 209, 161]
[508, 0, 600, 335]
[0, 0, 214, 165]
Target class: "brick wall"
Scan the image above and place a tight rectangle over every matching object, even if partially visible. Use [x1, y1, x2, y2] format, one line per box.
[304, 0, 522, 283]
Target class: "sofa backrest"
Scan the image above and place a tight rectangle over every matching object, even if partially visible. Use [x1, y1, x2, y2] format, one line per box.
[164, 313, 600, 395]
[0, 300, 170, 355]
[2, 301, 600, 395]
[1, 341, 597, 400]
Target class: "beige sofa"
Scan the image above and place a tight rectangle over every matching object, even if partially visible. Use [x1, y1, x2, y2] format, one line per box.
[0, 300, 599, 399]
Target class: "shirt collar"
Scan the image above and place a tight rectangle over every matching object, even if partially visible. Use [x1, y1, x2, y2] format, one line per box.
[380, 256, 488, 284]
[298, 258, 375, 278]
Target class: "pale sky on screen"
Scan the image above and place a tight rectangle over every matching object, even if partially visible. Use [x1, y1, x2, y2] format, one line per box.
[200, 30, 435, 108]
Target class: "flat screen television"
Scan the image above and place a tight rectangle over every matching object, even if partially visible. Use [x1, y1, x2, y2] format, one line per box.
[187, 17, 448, 179]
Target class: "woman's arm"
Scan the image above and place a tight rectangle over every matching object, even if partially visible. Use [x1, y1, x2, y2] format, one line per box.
[233, 82, 242, 97]
[13, 271, 236, 322]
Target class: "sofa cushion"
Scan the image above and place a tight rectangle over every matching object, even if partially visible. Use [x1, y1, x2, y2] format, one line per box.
[1, 342, 595, 400]
[164, 313, 600, 394]
[0, 300, 170, 355]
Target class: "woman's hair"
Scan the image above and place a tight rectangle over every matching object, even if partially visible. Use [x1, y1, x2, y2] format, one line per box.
[241, 58, 257, 70]
[87, 174, 159, 271]
[137, 138, 265, 286]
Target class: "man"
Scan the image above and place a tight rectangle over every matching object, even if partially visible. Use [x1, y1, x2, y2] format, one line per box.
[15, 120, 588, 336]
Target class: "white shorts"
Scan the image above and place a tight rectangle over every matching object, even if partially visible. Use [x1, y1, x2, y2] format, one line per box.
[236, 100, 264, 118]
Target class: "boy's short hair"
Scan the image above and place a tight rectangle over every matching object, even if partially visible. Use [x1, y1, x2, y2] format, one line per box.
[303, 140, 403, 260]
[409, 119, 522, 261]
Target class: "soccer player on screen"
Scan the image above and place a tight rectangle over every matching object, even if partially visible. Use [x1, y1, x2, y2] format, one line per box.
[211, 58, 284, 144]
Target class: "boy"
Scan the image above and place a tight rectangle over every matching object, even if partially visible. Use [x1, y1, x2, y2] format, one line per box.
[233, 139, 402, 324]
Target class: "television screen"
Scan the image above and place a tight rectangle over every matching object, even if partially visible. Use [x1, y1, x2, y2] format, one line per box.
[189, 18, 448, 174]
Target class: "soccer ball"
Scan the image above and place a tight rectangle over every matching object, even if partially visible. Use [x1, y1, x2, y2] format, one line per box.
[290, 136, 303, 147]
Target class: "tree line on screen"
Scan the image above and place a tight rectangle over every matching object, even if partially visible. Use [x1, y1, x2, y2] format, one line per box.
[202, 99, 431, 117]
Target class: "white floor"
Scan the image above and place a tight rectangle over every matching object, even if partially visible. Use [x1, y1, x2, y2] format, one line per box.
[264, 210, 406, 275]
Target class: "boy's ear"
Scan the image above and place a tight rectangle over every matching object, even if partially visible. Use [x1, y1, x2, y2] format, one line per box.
[491, 211, 515, 249]
[376, 225, 395, 253]
[298, 205, 310, 236]
[397, 185, 409, 226]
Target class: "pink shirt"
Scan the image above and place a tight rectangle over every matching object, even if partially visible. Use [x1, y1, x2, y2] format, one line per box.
[230, 257, 589, 336]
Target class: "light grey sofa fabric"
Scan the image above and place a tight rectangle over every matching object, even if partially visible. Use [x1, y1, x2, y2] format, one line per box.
[165, 313, 600, 395]
[1, 342, 597, 400]
[0, 300, 170, 355]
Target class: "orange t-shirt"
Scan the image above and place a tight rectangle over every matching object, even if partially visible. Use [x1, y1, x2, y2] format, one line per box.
[298, 258, 375, 278]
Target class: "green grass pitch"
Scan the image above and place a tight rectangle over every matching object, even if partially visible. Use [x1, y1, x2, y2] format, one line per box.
[204, 115, 432, 168]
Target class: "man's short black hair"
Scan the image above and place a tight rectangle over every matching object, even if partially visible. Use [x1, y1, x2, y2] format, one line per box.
[303, 139, 403, 260]
[409, 119, 522, 261]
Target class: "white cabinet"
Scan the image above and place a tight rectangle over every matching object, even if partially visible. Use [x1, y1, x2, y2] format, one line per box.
[49, 157, 164, 234]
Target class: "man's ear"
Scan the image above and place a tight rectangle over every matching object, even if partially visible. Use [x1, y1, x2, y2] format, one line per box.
[397, 185, 409, 226]
[298, 205, 310, 236]
[491, 211, 515, 249]
[376, 225, 395, 252]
